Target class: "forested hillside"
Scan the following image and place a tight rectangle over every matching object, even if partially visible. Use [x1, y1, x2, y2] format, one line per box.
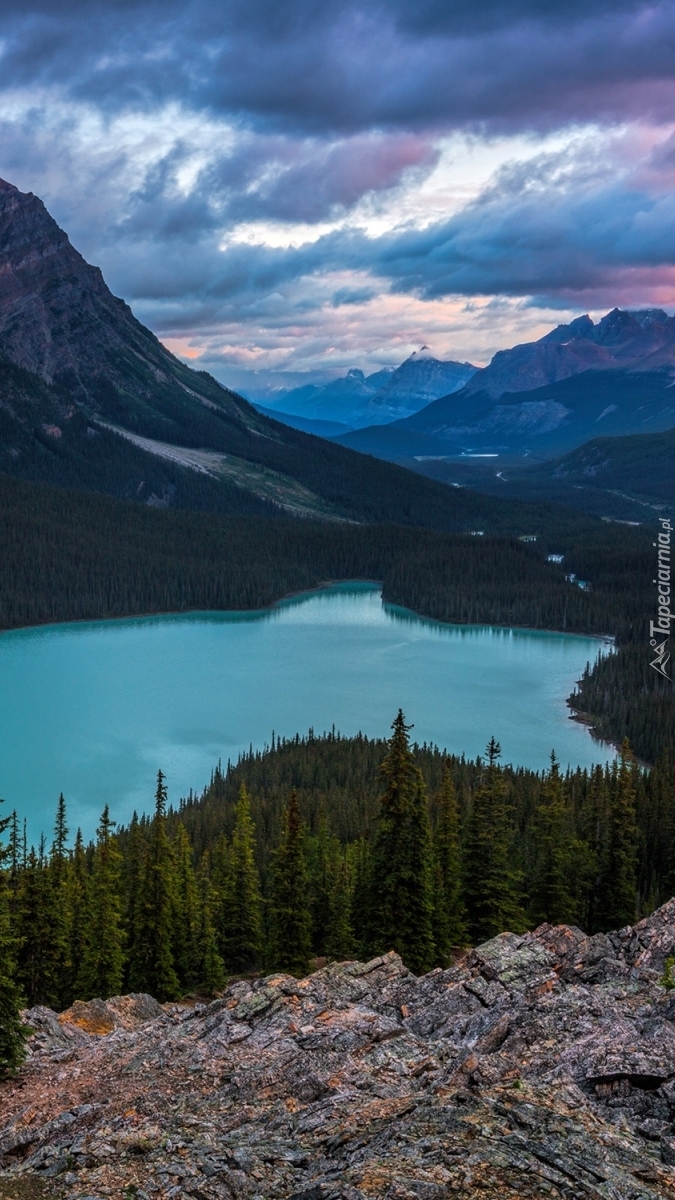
[0, 472, 630, 635]
[411, 426, 675, 524]
[1, 720, 673, 1058]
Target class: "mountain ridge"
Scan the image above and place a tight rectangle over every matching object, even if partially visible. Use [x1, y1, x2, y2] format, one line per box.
[336, 367, 675, 462]
[0, 177, 500, 531]
[463, 306, 675, 400]
[332, 307, 675, 463]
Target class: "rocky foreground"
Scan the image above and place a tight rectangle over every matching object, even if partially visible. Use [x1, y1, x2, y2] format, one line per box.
[5, 906, 675, 1199]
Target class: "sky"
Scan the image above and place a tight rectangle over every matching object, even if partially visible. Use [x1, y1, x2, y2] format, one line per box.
[2, 0, 675, 397]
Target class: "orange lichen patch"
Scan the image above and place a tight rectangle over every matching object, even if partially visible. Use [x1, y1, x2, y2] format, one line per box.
[530, 978, 556, 998]
[59, 1009, 114, 1036]
[356, 1167, 395, 1194]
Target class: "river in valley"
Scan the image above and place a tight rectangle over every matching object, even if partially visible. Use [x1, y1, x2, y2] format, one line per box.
[0, 583, 613, 841]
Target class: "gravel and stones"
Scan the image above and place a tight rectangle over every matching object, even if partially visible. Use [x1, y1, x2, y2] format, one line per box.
[4, 902, 675, 1199]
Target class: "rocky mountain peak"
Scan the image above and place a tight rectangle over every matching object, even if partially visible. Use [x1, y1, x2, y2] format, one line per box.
[0, 178, 120, 384]
[0, 176, 255, 445]
[464, 305, 675, 399]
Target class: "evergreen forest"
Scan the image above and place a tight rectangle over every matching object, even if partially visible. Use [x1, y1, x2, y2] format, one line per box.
[2, 717, 674, 1075]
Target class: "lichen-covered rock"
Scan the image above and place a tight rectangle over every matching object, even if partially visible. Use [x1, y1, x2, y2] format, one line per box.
[59, 993, 164, 1037]
[5, 906, 675, 1198]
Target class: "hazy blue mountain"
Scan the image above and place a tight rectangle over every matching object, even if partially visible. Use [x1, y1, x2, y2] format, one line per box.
[334, 307, 675, 462]
[253, 405, 352, 437]
[264, 368, 392, 426]
[350, 348, 477, 426]
[263, 349, 476, 428]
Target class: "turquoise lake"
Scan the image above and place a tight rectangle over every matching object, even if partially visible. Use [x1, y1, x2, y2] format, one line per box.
[0, 583, 613, 841]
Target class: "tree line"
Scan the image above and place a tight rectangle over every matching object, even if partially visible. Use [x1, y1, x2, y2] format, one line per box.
[2, 716, 673, 1077]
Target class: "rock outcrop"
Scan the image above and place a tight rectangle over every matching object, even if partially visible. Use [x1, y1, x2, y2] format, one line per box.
[4, 903, 675, 1199]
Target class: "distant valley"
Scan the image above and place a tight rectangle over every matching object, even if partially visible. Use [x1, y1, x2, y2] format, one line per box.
[411, 426, 675, 524]
[243, 309, 675, 523]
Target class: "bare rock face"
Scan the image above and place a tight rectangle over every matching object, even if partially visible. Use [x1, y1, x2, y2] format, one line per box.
[4, 904, 675, 1199]
[0, 178, 255, 434]
[0, 179, 164, 390]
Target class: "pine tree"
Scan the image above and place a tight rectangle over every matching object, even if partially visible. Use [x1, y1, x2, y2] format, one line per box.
[171, 823, 201, 992]
[597, 740, 638, 930]
[463, 738, 527, 944]
[7, 811, 20, 919]
[308, 821, 334, 958]
[48, 794, 71, 1008]
[324, 855, 354, 962]
[50, 793, 69, 886]
[269, 790, 312, 976]
[0, 800, 25, 1077]
[346, 838, 370, 958]
[65, 830, 90, 1004]
[433, 762, 467, 962]
[77, 807, 124, 1000]
[128, 771, 179, 1001]
[580, 763, 610, 933]
[121, 812, 144, 988]
[15, 845, 62, 1008]
[529, 753, 577, 926]
[196, 853, 226, 994]
[366, 712, 436, 974]
[220, 785, 263, 973]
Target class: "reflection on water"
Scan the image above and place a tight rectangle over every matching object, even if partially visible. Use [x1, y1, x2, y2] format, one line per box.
[0, 584, 612, 840]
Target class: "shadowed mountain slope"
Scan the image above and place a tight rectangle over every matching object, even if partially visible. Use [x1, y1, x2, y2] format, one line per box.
[0, 178, 497, 529]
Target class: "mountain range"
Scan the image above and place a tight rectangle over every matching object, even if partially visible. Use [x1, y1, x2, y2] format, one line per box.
[0, 175, 672, 529]
[333, 310, 675, 469]
[0, 178, 500, 531]
[259, 349, 477, 431]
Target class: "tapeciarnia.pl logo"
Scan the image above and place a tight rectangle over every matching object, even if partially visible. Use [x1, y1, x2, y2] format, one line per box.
[650, 516, 672, 680]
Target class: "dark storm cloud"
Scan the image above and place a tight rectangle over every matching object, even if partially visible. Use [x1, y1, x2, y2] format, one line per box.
[206, 134, 438, 224]
[2, 0, 675, 374]
[1, 0, 675, 133]
[100, 144, 675, 327]
[104, 130, 437, 245]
